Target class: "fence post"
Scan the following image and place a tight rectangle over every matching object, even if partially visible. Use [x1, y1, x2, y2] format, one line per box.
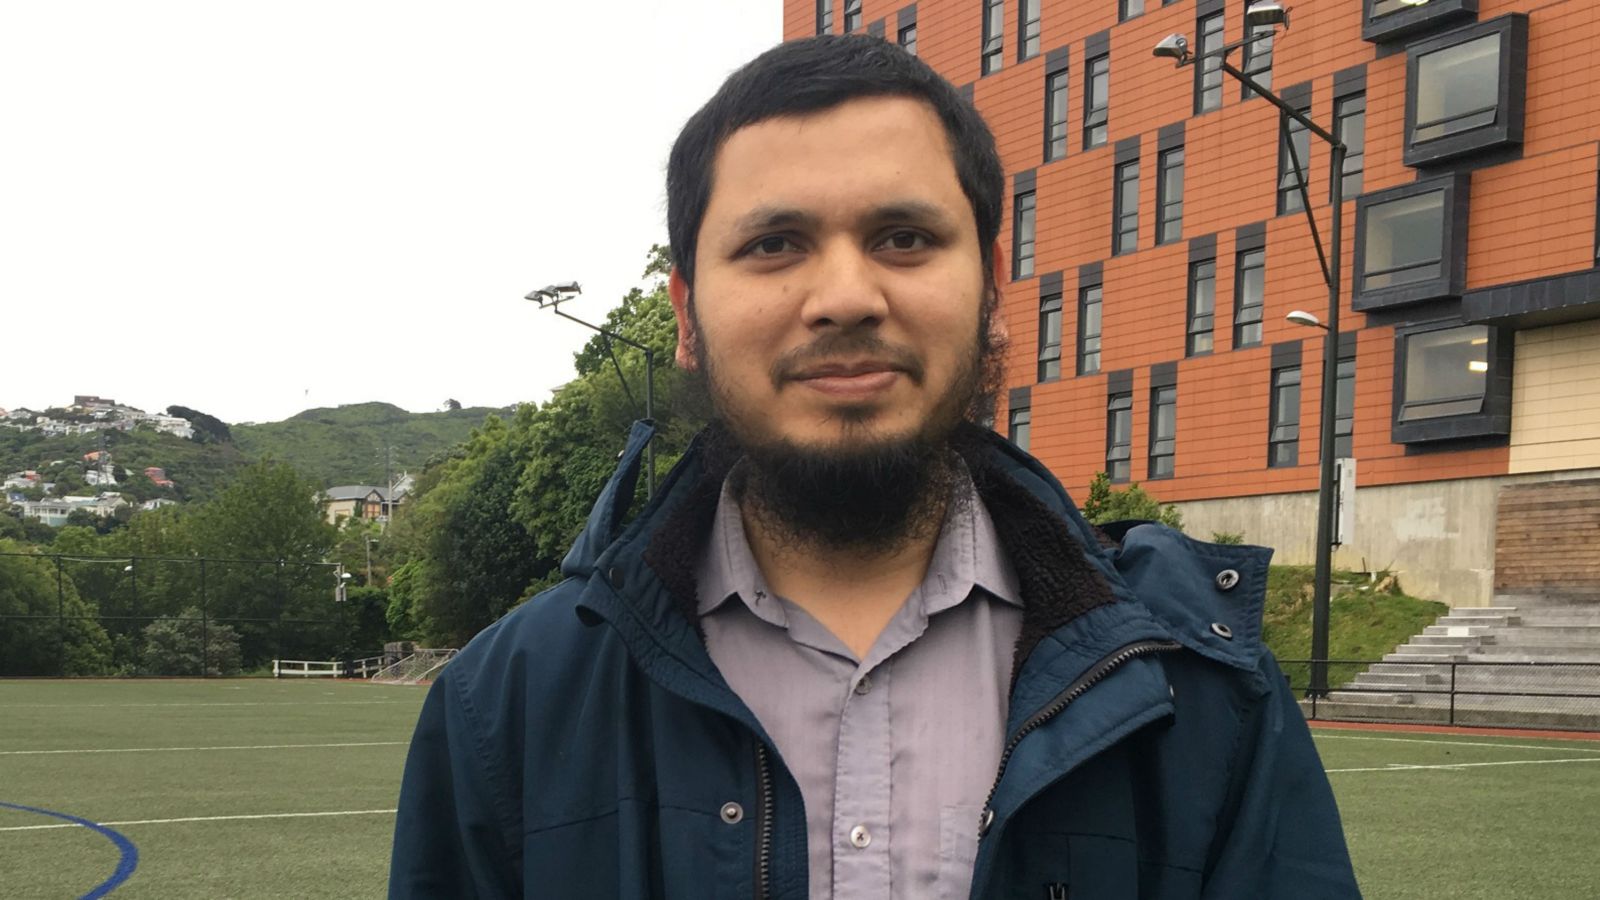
[1449, 662, 1457, 726]
[56, 556, 65, 677]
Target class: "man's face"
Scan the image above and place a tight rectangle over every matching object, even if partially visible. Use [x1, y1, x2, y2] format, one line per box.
[671, 96, 996, 459]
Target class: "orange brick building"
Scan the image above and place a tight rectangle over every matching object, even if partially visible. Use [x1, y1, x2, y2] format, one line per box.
[785, 0, 1600, 603]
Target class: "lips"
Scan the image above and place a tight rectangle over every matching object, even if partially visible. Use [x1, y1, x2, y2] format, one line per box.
[790, 360, 904, 398]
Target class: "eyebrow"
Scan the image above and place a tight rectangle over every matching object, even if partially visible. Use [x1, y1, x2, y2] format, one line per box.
[728, 200, 956, 237]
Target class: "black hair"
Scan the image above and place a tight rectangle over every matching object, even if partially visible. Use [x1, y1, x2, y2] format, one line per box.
[666, 34, 1005, 287]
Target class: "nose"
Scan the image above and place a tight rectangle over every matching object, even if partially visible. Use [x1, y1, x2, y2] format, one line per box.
[800, 238, 889, 332]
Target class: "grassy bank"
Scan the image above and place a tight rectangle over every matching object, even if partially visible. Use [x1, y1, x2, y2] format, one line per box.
[1262, 566, 1448, 688]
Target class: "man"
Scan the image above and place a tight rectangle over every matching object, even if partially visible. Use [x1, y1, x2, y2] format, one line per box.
[390, 36, 1361, 900]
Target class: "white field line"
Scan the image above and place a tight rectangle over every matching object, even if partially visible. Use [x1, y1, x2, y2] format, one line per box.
[0, 741, 406, 756]
[0, 808, 397, 833]
[1327, 756, 1600, 774]
[1315, 733, 1600, 754]
[0, 700, 413, 709]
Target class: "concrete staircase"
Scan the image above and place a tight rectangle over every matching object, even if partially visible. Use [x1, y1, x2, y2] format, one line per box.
[1310, 593, 1600, 729]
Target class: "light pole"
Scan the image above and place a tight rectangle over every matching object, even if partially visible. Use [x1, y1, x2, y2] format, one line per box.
[1156, 2, 1345, 697]
[525, 282, 657, 498]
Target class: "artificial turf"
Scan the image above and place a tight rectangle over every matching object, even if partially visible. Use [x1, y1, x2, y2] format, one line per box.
[2, 680, 1597, 899]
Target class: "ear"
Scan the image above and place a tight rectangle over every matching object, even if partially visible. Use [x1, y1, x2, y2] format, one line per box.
[668, 267, 699, 371]
[987, 240, 1011, 343]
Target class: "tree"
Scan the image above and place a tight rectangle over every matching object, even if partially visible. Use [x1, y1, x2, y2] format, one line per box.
[444, 399, 462, 412]
[1080, 472, 1184, 531]
[0, 540, 113, 675]
[167, 405, 233, 444]
[140, 607, 242, 676]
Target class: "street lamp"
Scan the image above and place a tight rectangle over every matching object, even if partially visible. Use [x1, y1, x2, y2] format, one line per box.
[525, 282, 658, 498]
[1156, 3, 1346, 697]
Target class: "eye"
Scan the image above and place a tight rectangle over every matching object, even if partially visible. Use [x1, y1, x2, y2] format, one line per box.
[876, 230, 931, 252]
[745, 235, 800, 258]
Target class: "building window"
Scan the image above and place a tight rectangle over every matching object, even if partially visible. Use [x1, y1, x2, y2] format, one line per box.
[1113, 160, 1139, 255]
[1195, 13, 1224, 114]
[1149, 385, 1176, 479]
[1353, 174, 1468, 310]
[1084, 54, 1109, 149]
[1013, 190, 1036, 279]
[1268, 366, 1301, 467]
[1156, 147, 1184, 245]
[843, 0, 862, 31]
[1398, 325, 1489, 422]
[1363, 0, 1476, 45]
[1107, 392, 1133, 482]
[1078, 285, 1103, 375]
[1186, 259, 1216, 356]
[1234, 247, 1266, 348]
[1009, 405, 1031, 451]
[1241, 9, 1274, 98]
[1120, 0, 1144, 21]
[1045, 69, 1069, 161]
[1335, 355, 1356, 459]
[982, 0, 1005, 75]
[1404, 16, 1528, 167]
[1039, 292, 1063, 381]
[1334, 93, 1365, 199]
[899, 23, 918, 55]
[1277, 108, 1311, 216]
[1019, 0, 1041, 61]
[817, 0, 833, 34]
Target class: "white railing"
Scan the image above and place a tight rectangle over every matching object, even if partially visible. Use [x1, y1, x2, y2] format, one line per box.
[349, 655, 387, 678]
[273, 659, 344, 678]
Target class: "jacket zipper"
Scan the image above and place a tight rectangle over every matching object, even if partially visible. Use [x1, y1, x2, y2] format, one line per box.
[976, 638, 1182, 838]
[754, 742, 775, 900]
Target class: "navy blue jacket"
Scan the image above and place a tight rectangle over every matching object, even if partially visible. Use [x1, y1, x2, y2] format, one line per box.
[390, 422, 1362, 899]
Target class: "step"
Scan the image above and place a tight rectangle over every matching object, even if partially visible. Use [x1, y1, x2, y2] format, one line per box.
[1437, 614, 1520, 627]
[1365, 662, 1453, 678]
[1385, 652, 1469, 664]
[1410, 634, 1493, 648]
[1487, 626, 1600, 643]
[1348, 672, 1447, 690]
[1423, 625, 1494, 638]
[1326, 691, 1414, 705]
[1448, 606, 1521, 616]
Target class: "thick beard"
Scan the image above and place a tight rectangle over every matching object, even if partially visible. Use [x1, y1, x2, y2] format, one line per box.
[688, 286, 1005, 557]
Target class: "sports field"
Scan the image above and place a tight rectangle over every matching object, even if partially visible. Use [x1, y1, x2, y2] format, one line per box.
[2, 680, 1598, 899]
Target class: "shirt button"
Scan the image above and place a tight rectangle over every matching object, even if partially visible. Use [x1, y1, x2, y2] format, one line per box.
[849, 824, 872, 848]
[853, 676, 872, 695]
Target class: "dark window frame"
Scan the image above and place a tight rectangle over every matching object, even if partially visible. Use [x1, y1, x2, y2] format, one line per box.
[816, 0, 833, 35]
[1391, 320, 1513, 444]
[1044, 66, 1069, 162]
[1038, 290, 1064, 382]
[1149, 384, 1177, 480]
[1268, 365, 1301, 468]
[1352, 173, 1469, 311]
[1018, 0, 1041, 61]
[1241, 12, 1274, 99]
[843, 0, 862, 32]
[1156, 146, 1184, 245]
[1186, 258, 1216, 357]
[1078, 283, 1103, 375]
[1113, 159, 1139, 256]
[1234, 246, 1266, 349]
[1008, 405, 1032, 451]
[1333, 92, 1365, 200]
[899, 22, 918, 54]
[1106, 391, 1134, 483]
[1277, 106, 1312, 216]
[1334, 352, 1356, 460]
[982, 0, 1005, 75]
[1403, 14, 1528, 167]
[1013, 189, 1037, 280]
[1084, 54, 1109, 150]
[1119, 0, 1145, 22]
[1363, 0, 1477, 46]
[1194, 12, 1225, 114]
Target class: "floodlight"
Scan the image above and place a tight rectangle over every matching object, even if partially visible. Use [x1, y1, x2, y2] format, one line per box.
[1153, 34, 1190, 64]
[524, 281, 583, 309]
[1286, 310, 1326, 329]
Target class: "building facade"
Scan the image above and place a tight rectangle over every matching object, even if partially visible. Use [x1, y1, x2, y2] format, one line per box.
[784, 0, 1600, 603]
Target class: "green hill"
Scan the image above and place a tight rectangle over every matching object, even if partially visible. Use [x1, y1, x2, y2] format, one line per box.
[232, 402, 507, 487]
[0, 425, 250, 504]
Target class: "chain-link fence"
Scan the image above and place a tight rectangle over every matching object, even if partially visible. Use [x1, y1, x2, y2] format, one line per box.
[0, 552, 378, 677]
[1285, 658, 1600, 731]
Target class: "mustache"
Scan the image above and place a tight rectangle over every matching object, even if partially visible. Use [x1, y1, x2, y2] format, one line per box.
[769, 332, 926, 388]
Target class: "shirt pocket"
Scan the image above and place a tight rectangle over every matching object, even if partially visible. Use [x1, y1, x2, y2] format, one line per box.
[940, 804, 984, 900]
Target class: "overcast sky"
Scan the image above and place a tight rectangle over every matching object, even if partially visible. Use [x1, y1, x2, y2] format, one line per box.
[1, 1, 780, 424]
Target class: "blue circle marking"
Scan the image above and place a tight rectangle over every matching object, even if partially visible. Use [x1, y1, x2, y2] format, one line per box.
[0, 800, 139, 898]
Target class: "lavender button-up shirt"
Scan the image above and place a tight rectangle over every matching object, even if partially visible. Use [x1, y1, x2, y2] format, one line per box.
[697, 475, 1022, 900]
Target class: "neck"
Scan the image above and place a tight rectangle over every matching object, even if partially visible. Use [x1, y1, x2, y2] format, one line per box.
[736, 480, 952, 660]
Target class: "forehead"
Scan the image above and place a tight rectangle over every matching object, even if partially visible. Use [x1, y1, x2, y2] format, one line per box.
[702, 95, 970, 230]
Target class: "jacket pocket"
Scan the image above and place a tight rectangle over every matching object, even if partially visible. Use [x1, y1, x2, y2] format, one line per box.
[522, 803, 738, 900]
[995, 832, 1140, 900]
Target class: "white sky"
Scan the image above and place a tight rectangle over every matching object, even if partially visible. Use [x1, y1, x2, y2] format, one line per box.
[0, 1, 780, 424]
